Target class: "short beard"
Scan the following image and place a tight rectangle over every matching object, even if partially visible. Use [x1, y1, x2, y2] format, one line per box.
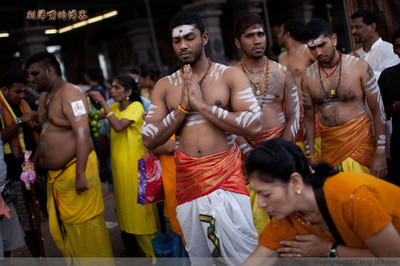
[179, 45, 203, 65]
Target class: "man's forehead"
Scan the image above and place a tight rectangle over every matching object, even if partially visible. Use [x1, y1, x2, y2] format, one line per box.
[172, 24, 196, 38]
[244, 24, 264, 34]
[27, 62, 42, 72]
[306, 35, 326, 47]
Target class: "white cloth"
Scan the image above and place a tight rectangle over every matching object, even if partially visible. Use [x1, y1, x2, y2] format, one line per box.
[356, 38, 400, 79]
[176, 189, 258, 266]
[0, 202, 25, 259]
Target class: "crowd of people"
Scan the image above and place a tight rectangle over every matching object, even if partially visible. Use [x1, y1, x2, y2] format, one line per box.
[1, 7, 400, 265]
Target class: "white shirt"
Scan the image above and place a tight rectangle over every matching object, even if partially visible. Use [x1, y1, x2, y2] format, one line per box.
[356, 37, 400, 79]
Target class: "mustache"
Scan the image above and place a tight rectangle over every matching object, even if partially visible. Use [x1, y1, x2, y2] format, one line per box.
[252, 45, 264, 51]
[178, 50, 192, 56]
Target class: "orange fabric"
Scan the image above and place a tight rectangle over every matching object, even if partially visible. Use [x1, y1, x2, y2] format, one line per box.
[175, 144, 248, 205]
[319, 113, 375, 168]
[0, 90, 39, 157]
[258, 172, 400, 250]
[160, 154, 185, 243]
[247, 124, 285, 148]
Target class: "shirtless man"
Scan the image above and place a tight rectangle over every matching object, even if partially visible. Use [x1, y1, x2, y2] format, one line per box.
[233, 14, 299, 152]
[277, 18, 321, 160]
[142, 10, 261, 264]
[301, 19, 386, 178]
[25, 52, 112, 258]
[232, 14, 299, 234]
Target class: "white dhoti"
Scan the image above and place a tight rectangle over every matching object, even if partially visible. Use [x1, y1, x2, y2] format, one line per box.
[176, 189, 258, 265]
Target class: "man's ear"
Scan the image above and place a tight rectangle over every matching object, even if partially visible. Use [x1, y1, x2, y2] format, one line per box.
[234, 38, 241, 49]
[202, 31, 209, 46]
[370, 22, 377, 32]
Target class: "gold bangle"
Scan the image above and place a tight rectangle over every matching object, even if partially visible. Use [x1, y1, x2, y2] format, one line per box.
[105, 111, 114, 118]
[178, 105, 189, 114]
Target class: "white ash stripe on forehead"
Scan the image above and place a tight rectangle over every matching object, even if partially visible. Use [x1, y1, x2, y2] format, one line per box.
[307, 36, 323, 47]
[248, 27, 264, 34]
[172, 25, 194, 38]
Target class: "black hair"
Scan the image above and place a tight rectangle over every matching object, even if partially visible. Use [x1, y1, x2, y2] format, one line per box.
[113, 74, 142, 105]
[25, 51, 62, 76]
[304, 18, 333, 43]
[283, 18, 305, 43]
[233, 14, 266, 40]
[0, 70, 27, 88]
[351, 10, 379, 32]
[170, 10, 205, 35]
[392, 28, 400, 44]
[121, 66, 140, 75]
[246, 138, 338, 188]
[85, 68, 102, 82]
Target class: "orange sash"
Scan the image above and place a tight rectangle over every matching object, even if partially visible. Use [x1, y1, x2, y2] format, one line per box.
[175, 145, 248, 205]
[247, 124, 285, 147]
[319, 113, 375, 168]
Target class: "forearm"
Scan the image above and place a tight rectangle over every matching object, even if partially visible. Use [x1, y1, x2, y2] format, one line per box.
[281, 116, 298, 142]
[372, 113, 386, 155]
[282, 81, 300, 142]
[236, 136, 253, 156]
[152, 139, 175, 156]
[142, 109, 186, 151]
[196, 102, 262, 139]
[337, 245, 374, 257]
[0, 123, 20, 143]
[303, 110, 316, 163]
[75, 133, 90, 177]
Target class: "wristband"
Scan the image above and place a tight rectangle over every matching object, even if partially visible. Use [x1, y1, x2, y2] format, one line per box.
[105, 111, 114, 118]
[306, 153, 317, 159]
[178, 105, 189, 114]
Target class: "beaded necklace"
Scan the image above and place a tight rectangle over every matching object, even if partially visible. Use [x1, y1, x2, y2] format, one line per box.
[318, 51, 342, 100]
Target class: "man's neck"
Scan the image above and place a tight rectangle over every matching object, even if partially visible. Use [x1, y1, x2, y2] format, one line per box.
[190, 54, 210, 76]
[286, 38, 304, 53]
[362, 34, 379, 53]
[242, 54, 266, 72]
[49, 77, 63, 94]
[320, 50, 340, 68]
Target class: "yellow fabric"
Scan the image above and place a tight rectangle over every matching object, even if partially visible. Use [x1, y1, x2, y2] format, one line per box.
[247, 184, 270, 235]
[136, 233, 158, 258]
[296, 137, 322, 162]
[47, 150, 112, 257]
[336, 157, 370, 174]
[109, 102, 159, 235]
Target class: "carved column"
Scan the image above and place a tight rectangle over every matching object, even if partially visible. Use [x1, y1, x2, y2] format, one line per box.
[184, 0, 227, 63]
[126, 19, 155, 66]
[15, 25, 49, 60]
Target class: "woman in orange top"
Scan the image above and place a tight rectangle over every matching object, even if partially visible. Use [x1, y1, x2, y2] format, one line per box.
[243, 138, 400, 265]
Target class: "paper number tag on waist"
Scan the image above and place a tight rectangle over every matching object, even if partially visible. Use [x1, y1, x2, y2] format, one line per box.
[71, 100, 87, 116]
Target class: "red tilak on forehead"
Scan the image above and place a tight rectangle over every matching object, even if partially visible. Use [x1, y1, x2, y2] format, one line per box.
[253, 26, 257, 29]
[179, 30, 182, 33]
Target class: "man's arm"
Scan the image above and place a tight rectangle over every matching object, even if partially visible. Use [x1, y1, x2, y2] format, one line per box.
[142, 77, 188, 151]
[302, 77, 317, 164]
[186, 65, 262, 138]
[62, 87, 91, 194]
[0, 110, 38, 143]
[363, 64, 387, 178]
[242, 245, 278, 266]
[281, 69, 300, 142]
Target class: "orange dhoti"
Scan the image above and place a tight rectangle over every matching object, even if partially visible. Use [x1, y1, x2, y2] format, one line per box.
[174, 145, 257, 263]
[319, 113, 375, 172]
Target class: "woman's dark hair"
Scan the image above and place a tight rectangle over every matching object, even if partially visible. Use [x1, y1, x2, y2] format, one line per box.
[114, 74, 142, 105]
[246, 138, 338, 188]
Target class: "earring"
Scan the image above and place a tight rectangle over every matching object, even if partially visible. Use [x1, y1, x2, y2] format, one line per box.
[296, 190, 301, 195]
[126, 96, 129, 100]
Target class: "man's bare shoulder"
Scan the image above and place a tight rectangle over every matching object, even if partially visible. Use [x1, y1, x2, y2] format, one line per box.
[278, 51, 288, 65]
[342, 53, 368, 72]
[155, 69, 184, 90]
[302, 61, 319, 82]
[61, 83, 86, 98]
[269, 60, 290, 76]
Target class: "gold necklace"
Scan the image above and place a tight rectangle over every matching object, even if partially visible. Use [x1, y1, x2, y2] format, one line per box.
[241, 56, 269, 96]
[296, 206, 319, 222]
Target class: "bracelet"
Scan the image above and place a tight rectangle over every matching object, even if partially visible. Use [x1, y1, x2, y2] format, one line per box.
[178, 104, 189, 114]
[306, 153, 317, 159]
[105, 111, 114, 118]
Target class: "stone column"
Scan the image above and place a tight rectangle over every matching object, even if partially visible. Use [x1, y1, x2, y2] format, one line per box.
[290, 0, 314, 24]
[126, 19, 155, 66]
[15, 25, 49, 60]
[183, 0, 227, 63]
[230, 0, 264, 19]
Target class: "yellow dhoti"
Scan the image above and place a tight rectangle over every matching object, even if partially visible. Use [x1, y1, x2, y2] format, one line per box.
[47, 150, 113, 258]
